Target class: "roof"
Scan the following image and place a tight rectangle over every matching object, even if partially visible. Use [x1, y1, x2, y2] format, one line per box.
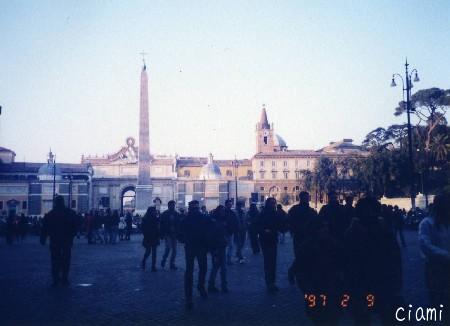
[274, 134, 287, 148]
[317, 139, 365, 154]
[254, 150, 319, 158]
[176, 157, 252, 167]
[259, 107, 270, 129]
[0, 162, 91, 174]
[0, 147, 16, 155]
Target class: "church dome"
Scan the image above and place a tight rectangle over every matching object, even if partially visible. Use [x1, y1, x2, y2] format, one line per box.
[38, 150, 62, 180]
[274, 134, 287, 148]
[199, 153, 222, 180]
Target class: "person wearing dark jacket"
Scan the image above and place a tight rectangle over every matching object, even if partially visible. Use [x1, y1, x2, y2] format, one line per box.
[298, 219, 342, 325]
[246, 203, 260, 254]
[257, 197, 285, 293]
[319, 191, 348, 242]
[277, 204, 288, 243]
[224, 199, 238, 265]
[141, 207, 160, 272]
[40, 195, 77, 286]
[343, 197, 402, 324]
[125, 211, 133, 240]
[160, 200, 181, 270]
[234, 201, 247, 263]
[287, 191, 317, 285]
[208, 205, 231, 293]
[180, 200, 210, 310]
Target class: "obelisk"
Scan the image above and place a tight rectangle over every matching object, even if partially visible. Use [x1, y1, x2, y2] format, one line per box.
[135, 60, 153, 214]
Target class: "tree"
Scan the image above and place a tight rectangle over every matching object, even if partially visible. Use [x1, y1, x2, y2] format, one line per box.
[300, 169, 314, 192]
[395, 88, 450, 151]
[313, 157, 338, 201]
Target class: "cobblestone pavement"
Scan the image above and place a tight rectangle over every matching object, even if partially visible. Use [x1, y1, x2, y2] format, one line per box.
[0, 230, 428, 325]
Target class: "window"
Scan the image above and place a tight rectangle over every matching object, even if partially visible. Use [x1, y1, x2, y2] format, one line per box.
[283, 161, 288, 167]
[295, 186, 300, 191]
[0, 201, 3, 210]
[194, 183, 204, 192]
[100, 197, 110, 207]
[260, 187, 265, 191]
[284, 187, 288, 191]
[307, 160, 310, 167]
[226, 170, 233, 177]
[247, 170, 253, 178]
[272, 161, 276, 167]
[183, 170, 190, 177]
[260, 195, 265, 202]
[284, 172, 288, 179]
[295, 171, 301, 180]
[71, 200, 76, 209]
[272, 172, 277, 179]
[177, 183, 186, 192]
[263, 136, 268, 144]
[260, 171, 265, 179]
[22, 201, 27, 209]
[260, 160, 264, 167]
[78, 185, 88, 194]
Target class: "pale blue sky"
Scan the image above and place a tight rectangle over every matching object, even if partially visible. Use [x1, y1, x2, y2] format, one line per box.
[1, 0, 449, 163]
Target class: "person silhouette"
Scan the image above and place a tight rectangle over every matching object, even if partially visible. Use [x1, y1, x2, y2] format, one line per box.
[256, 197, 285, 293]
[160, 200, 182, 270]
[180, 200, 210, 310]
[287, 191, 317, 285]
[246, 203, 260, 254]
[419, 194, 450, 320]
[208, 205, 230, 293]
[40, 195, 77, 286]
[141, 206, 160, 272]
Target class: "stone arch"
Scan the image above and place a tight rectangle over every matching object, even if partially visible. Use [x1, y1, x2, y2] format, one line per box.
[121, 185, 136, 215]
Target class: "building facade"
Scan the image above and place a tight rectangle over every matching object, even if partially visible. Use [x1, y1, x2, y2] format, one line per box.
[0, 64, 368, 216]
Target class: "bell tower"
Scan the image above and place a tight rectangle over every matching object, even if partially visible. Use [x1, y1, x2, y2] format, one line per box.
[256, 104, 275, 153]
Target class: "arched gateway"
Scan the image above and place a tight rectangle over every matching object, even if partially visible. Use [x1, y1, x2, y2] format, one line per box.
[121, 186, 136, 215]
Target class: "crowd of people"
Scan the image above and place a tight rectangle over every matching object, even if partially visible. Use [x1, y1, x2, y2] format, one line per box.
[4, 190, 449, 324]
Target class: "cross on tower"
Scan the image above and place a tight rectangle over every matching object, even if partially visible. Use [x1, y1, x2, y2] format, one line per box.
[140, 51, 148, 67]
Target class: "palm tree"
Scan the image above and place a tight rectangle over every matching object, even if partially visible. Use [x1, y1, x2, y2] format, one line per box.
[431, 134, 449, 162]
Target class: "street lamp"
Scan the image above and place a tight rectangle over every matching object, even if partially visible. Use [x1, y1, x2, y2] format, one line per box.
[391, 59, 420, 210]
[232, 156, 239, 207]
[68, 175, 73, 210]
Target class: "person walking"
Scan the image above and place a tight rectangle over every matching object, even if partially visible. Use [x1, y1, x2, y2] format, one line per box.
[111, 210, 120, 244]
[118, 215, 126, 241]
[257, 197, 285, 293]
[246, 203, 260, 254]
[141, 207, 160, 272]
[224, 199, 238, 265]
[234, 201, 247, 263]
[180, 200, 210, 310]
[125, 211, 133, 241]
[160, 200, 181, 270]
[419, 194, 450, 321]
[18, 213, 28, 241]
[287, 191, 317, 285]
[208, 205, 230, 293]
[276, 204, 288, 244]
[40, 195, 77, 286]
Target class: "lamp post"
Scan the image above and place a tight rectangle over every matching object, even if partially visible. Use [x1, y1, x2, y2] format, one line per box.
[68, 175, 73, 209]
[232, 157, 239, 207]
[391, 59, 420, 210]
[52, 154, 56, 202]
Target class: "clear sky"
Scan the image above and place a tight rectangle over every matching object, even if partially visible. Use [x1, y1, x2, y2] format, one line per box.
[1, 0, 449, 163]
